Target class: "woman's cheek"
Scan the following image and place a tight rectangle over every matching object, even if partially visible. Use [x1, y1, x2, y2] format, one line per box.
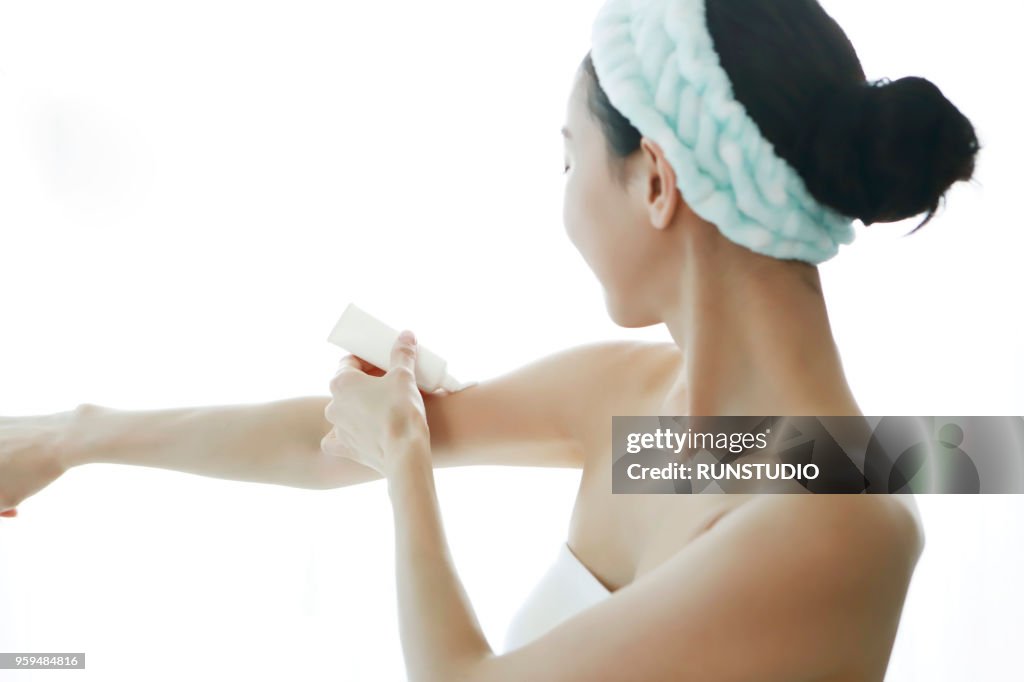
[563, 166, 610, 267]
[563, 176, 582, 245]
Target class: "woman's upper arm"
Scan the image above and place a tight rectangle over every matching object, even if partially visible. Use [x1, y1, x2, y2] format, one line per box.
[422, 340, 678, 470]
[467, 495, 917, 682]
[291, 339, 675, 482]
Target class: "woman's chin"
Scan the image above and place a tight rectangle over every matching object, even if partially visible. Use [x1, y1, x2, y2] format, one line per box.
[605, 293, 658, 329]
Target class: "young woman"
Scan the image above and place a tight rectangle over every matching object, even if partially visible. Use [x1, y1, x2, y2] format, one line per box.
[1, 0, 980, 679]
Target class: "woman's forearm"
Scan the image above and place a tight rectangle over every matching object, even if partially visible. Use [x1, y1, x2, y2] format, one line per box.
[388, 444, 493, 682]
[59, 397, 384, 489]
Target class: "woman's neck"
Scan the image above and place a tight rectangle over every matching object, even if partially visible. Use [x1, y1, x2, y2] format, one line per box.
[660, 248, 861, 417]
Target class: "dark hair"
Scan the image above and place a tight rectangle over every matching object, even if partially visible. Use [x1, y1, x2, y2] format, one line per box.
[579, 0, 981, 232]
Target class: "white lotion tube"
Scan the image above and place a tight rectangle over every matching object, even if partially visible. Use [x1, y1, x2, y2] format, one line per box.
[326, 303, 474, 393]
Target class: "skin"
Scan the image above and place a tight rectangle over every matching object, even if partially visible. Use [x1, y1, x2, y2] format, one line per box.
[0, 60, 925, 682]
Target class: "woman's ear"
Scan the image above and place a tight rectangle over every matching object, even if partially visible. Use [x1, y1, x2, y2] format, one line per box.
[639, 138, 681, 230]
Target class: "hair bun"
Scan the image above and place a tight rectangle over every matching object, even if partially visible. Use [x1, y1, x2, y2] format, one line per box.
[797, 75, 981, 230]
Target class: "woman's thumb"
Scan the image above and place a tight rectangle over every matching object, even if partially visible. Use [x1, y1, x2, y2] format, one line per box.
[391, 330, 418, 374]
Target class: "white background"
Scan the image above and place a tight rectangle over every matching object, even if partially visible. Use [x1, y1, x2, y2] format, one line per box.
[0, 1, 1021, 680]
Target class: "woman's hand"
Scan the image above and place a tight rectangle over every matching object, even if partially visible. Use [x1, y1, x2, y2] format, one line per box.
[321, 330, 432, 478]
[0, 409, 78, 518]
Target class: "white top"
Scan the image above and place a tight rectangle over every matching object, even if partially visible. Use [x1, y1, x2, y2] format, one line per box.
[501, 542, 612, 653]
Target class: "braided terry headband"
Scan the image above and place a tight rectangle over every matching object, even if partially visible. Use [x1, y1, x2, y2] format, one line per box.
[590, 0, 857, 264]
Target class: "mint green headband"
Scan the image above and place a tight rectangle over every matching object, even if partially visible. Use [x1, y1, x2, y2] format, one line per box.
[590, 0, 857, 264]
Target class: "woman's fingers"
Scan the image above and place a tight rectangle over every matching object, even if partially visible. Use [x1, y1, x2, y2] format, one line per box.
[337, 354, 386, 377]
[336, 354, 363, 374]
[0, 509, 17, 518]
[358, 358, 386, 377]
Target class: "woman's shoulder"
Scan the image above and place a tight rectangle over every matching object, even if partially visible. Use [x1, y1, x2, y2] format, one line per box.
[886, 493, 926, 559]
[718, 494, 925, 575]
[560, 492, 922, 682]
[571, 340, 684, 455]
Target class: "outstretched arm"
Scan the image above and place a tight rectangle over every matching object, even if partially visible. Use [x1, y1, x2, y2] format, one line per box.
[56, 338, 627, 486]
[62, 397, 380, 489]
[0, 397, 376, 517]
[2, 340, 673, 513]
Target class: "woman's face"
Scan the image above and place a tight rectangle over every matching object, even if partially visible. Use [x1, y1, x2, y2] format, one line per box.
[561, 68, 679, 328]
